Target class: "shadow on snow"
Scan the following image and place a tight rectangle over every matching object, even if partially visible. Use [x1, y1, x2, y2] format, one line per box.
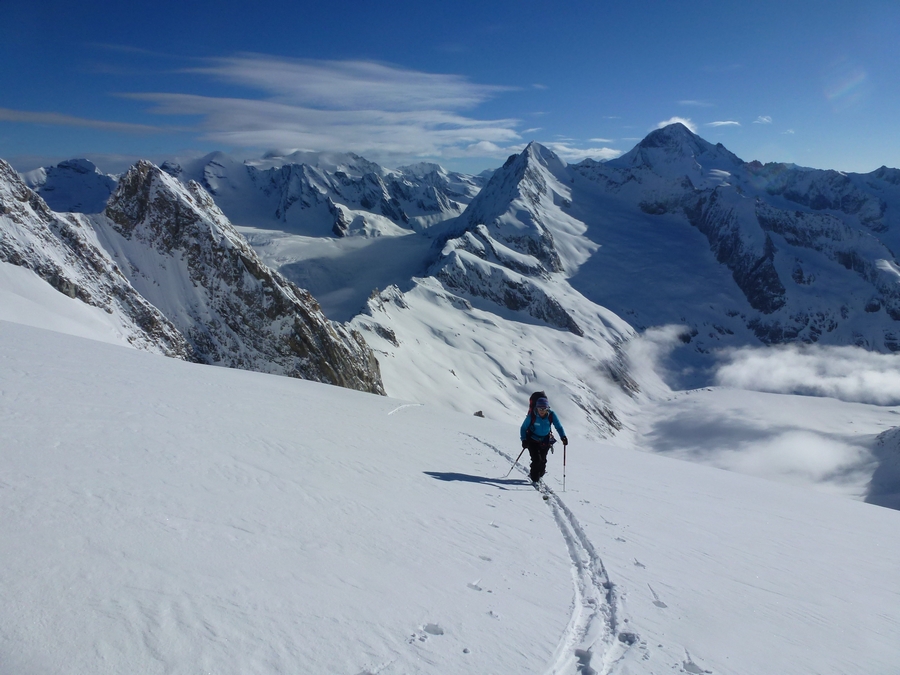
[424, 471, 530, 490]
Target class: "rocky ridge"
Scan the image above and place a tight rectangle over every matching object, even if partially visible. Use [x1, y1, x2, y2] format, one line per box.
[100, 161, 385, 393]
[2, 157, 384, 394]
[0, 159, 191, 356]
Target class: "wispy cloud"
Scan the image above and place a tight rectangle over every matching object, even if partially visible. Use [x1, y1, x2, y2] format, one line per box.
[656, 117, 697, 133]
[541, 141, 623, 163]
[706, 120, 741, 127]
[715, 344, 900, 405]
[0, 107, 165, 134]
[124, 55, 525, 164]
[753, 115, 773, 124]
[678, 100, 714, 107]
[186, 56, 512, 111]
[589, 137, 614, 143]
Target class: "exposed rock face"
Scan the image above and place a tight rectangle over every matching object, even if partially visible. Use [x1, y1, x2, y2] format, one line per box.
[103, 160, 385, 393]
[687, 189, 786, 315]
[0, 159, 191, 356]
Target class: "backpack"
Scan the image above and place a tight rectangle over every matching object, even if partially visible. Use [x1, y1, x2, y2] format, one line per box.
[525, 391, 556, 445]
[527, 390, 546, 416]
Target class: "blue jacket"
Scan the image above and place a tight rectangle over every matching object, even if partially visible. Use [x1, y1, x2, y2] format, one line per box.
[521, 409, 566, 441]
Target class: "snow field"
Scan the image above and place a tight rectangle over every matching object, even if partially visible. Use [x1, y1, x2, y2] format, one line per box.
[3, 320, 900, 674]
[0, 321, 571, 674]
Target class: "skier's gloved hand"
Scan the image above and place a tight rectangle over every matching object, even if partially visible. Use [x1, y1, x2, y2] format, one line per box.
[561, 436, 568, 446]
[522, 440, 528, 449]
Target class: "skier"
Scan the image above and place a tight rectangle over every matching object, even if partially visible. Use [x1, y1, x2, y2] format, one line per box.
[520, 395, 567, 483]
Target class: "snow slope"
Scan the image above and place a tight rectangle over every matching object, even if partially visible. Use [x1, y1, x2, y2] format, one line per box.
[2, 319, 899, 675]
[0, 261, 151, 347]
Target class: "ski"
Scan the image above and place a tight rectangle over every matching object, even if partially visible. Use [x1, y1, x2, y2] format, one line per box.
[532, 479, 550, 500]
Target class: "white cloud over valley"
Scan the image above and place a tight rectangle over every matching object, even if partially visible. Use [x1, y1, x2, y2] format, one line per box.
[714, 344, 900, 405]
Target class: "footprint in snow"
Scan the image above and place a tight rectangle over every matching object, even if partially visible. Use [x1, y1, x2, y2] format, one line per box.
[634, 559, 646, 568]
[467, 581, 483, 591]
[407, 624, 445, 644]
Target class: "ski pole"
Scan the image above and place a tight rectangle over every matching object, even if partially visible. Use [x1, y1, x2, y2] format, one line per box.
[563, 443, 567, 492]
[505, 446, 527, 478]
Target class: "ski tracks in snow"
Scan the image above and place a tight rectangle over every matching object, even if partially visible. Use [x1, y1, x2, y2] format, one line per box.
[468, 435, 635, 675]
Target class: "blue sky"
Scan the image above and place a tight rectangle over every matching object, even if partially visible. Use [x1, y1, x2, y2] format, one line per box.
[2, 1, 898, 175]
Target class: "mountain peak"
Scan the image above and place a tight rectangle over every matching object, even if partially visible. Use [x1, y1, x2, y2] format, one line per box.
[639, 122, 698, 147]
[634, 123, 717, 157]
[56, 158, 100, 174]
[608, 123, 742, 172]
[20, 157, 118, 214]
[493, 142, 568, 182]
[523, 141, 567, 169]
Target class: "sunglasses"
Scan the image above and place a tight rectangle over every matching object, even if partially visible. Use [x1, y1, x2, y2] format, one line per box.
[536, 406, 549, 412]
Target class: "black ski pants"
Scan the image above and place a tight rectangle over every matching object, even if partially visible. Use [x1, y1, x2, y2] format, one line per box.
[525, 436, 552, 481]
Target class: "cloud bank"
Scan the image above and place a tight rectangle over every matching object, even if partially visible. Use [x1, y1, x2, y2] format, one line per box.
[714, 344, 900, 405]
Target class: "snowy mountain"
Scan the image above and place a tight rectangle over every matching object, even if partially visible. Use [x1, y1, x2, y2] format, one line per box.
[347, 141, 650, 438]
[21, 157, 118, 213]
[162, 150, 485, 237]
[0, 158, 190, 356]
[6, 123, 900, 479]
[572, 124, 900, 359]
[2, 319, 898, 675]
[20, 126, 900, 368]
[1, 158, 384, 393]
[342, 128, 900, 440]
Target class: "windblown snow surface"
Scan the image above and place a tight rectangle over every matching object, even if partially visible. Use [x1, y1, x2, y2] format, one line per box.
[2, 318, 899, 675]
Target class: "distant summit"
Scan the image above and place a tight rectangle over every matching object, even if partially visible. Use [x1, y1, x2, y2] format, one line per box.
[607, 122, 743, 175]
[21, 158, 118, 213]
